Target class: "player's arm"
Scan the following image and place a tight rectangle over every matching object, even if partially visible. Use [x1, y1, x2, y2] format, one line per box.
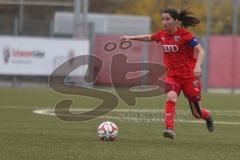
[194, 44, 205, 79]
[120, 35, 152, 42]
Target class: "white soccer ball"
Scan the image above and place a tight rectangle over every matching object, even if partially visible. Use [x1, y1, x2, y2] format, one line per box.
[97, 121, 118, 141]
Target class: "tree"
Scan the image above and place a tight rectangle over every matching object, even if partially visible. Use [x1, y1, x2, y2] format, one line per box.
[110, 0, 234, 35]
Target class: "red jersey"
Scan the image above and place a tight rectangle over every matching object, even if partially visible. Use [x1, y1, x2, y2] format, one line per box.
[151, 28, 199, 78]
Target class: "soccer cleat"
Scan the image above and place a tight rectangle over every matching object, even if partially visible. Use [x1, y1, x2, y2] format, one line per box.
[163, 129, 176, 139]
[206, 114, 214, 132]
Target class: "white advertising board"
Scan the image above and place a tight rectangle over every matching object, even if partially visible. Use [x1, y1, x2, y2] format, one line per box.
[0, 36, 89, 76]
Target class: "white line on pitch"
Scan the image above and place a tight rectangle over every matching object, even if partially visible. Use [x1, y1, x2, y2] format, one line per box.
[32, 108, 240, 113]
[2, 106, 240, 114]
[32, 108, 240, 117]
[33, 109, 240, 125]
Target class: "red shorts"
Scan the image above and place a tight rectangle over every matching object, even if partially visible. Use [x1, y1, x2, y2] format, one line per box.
[166, 76, 201, 100]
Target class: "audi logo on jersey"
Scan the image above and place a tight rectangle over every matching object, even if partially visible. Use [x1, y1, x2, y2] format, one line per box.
[162, 45, 179, 53]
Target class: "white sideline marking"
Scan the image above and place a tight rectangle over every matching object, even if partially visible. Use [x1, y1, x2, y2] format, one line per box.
[0, 105, 238, 116]
[33, 109, 240, 125]
[208, 88, 240, 94]
[31, 108, 240, 115]
[2, 106, 240, 114]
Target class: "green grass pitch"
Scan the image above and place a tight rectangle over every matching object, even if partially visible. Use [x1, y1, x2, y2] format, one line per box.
[0, 87, 240, 160]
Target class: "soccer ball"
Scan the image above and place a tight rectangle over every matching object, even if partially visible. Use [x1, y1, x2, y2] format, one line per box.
[97, 121, 118, 141]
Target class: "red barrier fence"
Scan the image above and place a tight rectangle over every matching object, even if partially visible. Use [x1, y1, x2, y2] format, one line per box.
[93, 34, 240, 89]
[208, 36, 240, 88]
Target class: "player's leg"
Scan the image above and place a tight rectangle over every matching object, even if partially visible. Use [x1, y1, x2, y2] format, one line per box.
[165, 91, 178, 130]
[188, 98, 214, 132]
[183, 79, 214, 132]
[163, 77, 181, 139]
[163, 91, 178, 139]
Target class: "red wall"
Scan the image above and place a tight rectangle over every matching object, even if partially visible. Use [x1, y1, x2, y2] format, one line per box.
[208, 36, 240, 88]
[94, 34, 240, 89]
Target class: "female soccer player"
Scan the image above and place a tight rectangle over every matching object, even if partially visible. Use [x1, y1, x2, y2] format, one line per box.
[120, 8, 214, 139]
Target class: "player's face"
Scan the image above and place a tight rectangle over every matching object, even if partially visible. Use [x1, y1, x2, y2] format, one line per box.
[162, 13, 178, 32]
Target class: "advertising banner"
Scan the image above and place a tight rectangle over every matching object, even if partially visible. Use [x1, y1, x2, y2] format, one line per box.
[0, 36, 89, 76]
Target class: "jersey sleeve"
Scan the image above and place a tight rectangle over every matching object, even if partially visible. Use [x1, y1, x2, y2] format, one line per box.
[183, 31, 199, 48]
[151, 31, 162, 43]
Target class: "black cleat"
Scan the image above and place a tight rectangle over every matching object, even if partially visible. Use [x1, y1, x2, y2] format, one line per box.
[163, 129, 176, 139]
[206, 115, 214, 132]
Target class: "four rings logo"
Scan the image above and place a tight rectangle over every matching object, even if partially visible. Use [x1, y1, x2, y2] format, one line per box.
[162, 45, 179, 53]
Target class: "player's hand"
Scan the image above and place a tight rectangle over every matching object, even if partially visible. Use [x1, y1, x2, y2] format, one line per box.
[120, 35, 131, 41]
[194, 65, 202, 79]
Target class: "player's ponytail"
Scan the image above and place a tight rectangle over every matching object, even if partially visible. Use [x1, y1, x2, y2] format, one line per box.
[178, 8, 200, 28]
[163, 8, 200, 28]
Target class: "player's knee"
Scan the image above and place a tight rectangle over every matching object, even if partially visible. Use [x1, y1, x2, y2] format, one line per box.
[166, 91, 178, 102]
[188, 97, 202, 119]
[192, 112, 201, 119]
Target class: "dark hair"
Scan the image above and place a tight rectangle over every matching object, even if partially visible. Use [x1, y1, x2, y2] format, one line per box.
[163, 8, 200, 28]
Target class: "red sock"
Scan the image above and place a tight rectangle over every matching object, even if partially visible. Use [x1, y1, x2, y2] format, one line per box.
[165, 100, 176, 130]
[201, 107, 210, 120]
